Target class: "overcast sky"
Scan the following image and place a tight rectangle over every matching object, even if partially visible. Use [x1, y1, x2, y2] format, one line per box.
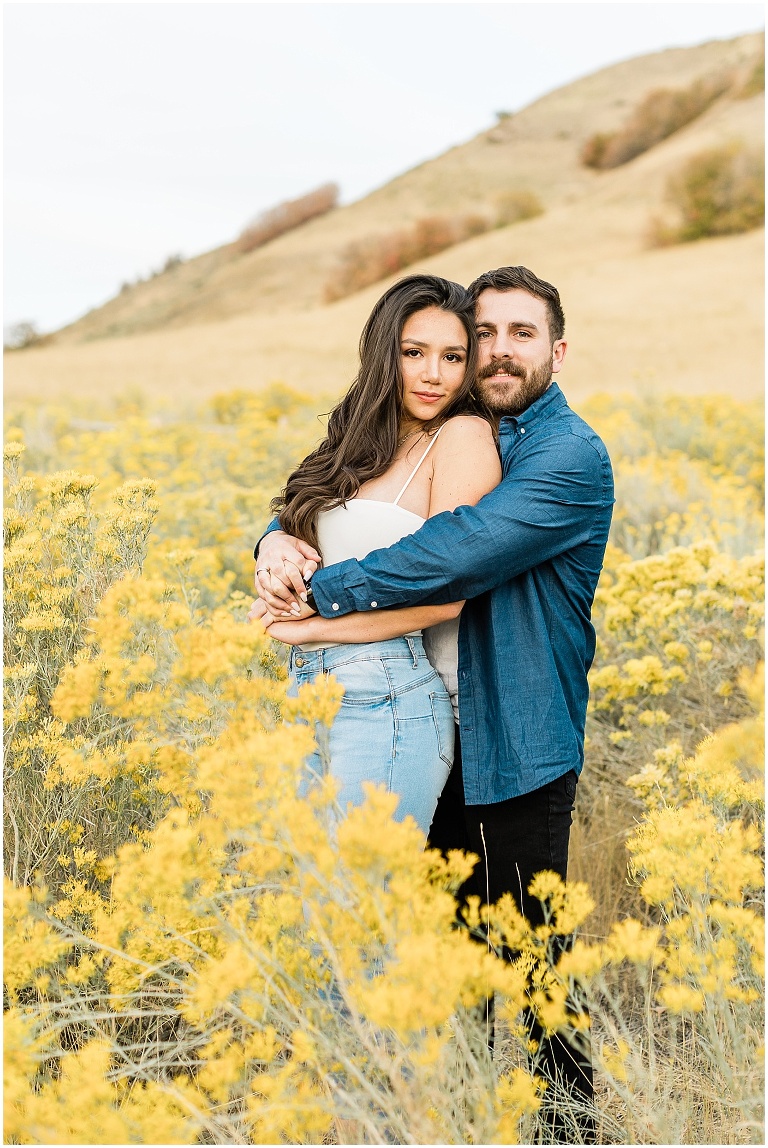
[4, 2, 764, 333]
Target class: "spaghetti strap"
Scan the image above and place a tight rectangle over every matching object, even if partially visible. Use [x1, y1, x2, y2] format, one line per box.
[393, 426, 444, 506]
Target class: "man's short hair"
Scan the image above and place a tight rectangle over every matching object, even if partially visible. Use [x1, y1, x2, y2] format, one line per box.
[468, 266, 565, 343]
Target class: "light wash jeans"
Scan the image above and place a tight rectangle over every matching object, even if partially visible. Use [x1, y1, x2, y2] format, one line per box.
[290, 635, 454, 835]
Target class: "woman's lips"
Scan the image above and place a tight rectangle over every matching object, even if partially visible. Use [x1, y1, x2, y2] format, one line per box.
[413, 392, 443, 402]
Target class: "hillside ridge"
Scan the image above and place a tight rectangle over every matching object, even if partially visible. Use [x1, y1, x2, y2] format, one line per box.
[6, 30, 763, 406]
[48, 30, 762, 345]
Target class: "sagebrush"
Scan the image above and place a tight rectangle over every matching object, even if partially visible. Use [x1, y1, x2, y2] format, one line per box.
[4, 386, 764, 1144]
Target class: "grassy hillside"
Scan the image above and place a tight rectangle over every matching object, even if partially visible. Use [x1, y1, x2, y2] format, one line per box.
[5, 30, 763, 403]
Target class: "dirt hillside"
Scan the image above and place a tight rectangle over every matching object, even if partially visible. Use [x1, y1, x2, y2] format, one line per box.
[6, 31, 763, 404]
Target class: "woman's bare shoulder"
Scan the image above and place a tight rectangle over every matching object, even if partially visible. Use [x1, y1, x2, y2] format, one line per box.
[429, 415, 500, 511]
[437, 414, 496, 445]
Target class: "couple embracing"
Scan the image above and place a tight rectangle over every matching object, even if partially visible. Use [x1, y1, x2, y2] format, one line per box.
[250, 265, 614, 1141]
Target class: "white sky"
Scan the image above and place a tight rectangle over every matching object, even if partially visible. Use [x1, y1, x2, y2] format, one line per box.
[4, 2, 764, 332]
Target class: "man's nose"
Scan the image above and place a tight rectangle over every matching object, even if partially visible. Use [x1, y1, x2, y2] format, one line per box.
[490, 339, 516, 361]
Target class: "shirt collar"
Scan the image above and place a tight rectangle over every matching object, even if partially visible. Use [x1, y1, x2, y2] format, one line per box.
[498, 380, 567, 434]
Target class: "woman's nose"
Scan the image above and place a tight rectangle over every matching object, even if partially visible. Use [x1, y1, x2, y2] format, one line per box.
[422, 355, 441, 381]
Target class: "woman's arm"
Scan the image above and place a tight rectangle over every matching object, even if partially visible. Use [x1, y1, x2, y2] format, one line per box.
[249, 598, 464, 646]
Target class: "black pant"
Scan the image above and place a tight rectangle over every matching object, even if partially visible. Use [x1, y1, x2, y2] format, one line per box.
[428, 733, 595, 1143]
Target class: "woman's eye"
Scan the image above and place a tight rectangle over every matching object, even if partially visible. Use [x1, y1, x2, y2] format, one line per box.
[445, 353, 463, 363]
[402, 347, 421, 357]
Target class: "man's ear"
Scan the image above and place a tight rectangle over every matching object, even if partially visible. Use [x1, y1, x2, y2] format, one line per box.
[551, 339, 567, 374]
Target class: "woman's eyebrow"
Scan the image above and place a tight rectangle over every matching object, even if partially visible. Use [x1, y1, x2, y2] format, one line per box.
[402, 339, 467, 351]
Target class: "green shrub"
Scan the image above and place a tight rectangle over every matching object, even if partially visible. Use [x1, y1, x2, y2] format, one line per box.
[494, 189, 544, 227]
[582, 73, 732, 170]
[736, 47, 765, 98]
[581, 132, 612, 169]
[651, 143, 765, 244]
[323, 212, 489, 302]
[235, 183, 339, 255]
[3, 321, 42, 351]
[324, 195, 543, 302]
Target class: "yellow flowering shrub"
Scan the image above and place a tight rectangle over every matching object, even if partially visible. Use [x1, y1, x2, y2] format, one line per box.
[6, 384, 326, 606]
[5, 638, 553, 1143]
[3, 387, 764, 1144]
[582, 392, 763, 558]
[586, 542, 763, 805]
[4, 444, 161, 893]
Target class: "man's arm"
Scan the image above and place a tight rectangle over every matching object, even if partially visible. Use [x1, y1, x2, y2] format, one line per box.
[253, 518, 282, 560]
[309, 435, 612, 617]
[254, 414, 500, 615]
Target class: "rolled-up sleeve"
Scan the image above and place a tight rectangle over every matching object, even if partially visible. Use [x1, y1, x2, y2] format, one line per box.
[311, 434, 611, 617]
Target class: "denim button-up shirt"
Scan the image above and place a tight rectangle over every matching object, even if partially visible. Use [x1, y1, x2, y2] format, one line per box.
[263, 383, 614, 804]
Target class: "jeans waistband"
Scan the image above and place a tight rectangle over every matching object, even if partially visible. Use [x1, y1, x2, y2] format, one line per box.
[290, 634, 426, 674]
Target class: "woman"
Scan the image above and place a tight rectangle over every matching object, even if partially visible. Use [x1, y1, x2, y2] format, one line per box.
[251, 275, 501, 835]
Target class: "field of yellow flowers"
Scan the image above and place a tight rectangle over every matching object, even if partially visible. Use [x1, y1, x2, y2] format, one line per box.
[4, 384, 764, 1145]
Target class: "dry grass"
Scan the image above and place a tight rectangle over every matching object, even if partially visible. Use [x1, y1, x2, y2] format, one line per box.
[569, 798, 641, 946]
[736, 43, 765, 99]
[323, 194, 543, 301]
[5, 222, 762, 407]
[3, 34, 762, 411]
[41, 31, 762, 344]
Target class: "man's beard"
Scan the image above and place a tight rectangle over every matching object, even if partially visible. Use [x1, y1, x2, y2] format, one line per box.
[476, 357, 553, 416]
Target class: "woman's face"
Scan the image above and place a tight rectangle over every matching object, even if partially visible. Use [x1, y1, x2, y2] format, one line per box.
[398, 306, 469, 429]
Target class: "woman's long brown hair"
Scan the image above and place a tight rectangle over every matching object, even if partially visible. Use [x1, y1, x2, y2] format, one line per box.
[272, 274, 487, 550]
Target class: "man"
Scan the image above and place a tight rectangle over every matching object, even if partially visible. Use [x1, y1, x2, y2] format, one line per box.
[254, 266, 613, 1140]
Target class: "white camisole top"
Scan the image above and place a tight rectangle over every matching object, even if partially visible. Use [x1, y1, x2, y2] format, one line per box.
[301, 429, 460, 717]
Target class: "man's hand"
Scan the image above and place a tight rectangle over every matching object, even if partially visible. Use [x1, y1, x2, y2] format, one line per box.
[255, 530, 320, 615]
[247, 597, 273, 628]
[247, 596, 318, 646]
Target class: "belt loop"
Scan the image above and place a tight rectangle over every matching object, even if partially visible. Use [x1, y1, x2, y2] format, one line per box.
[406, 636, 418, 667]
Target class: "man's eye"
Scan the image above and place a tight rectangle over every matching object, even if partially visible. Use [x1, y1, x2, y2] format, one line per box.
[516, 330, 532, 338]
[477, 330, 491, 339]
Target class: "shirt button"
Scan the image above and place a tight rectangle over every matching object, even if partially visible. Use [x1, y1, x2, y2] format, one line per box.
[370, 601, 378, 608]
[332, 603, 340, 611]
[519, 427, 526, 434]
